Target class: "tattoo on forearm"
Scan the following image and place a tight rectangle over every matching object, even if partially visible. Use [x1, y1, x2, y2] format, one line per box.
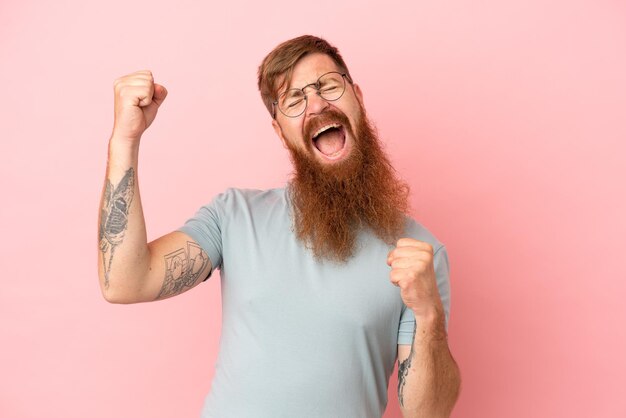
[99, 167, 135, 288]
[156, 241, 209, 299]
[398, 320, 417, 408]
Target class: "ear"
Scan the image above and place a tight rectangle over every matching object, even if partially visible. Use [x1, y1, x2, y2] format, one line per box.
[272, 119, 289, 149]
[353, 83, 365, 108]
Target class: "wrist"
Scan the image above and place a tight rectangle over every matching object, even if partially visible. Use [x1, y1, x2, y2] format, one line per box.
[109, 131, 141, 149]
[108, 134, 140, 157]
[413, 305, 447, 341]
[107, 136, 140, 173]
[412, 300, 444, 322]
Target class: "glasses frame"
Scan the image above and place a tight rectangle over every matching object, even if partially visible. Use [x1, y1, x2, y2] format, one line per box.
[272, 71, 353, 119]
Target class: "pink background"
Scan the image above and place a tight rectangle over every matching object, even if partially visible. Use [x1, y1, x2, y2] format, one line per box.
[1, 1, 625, 417]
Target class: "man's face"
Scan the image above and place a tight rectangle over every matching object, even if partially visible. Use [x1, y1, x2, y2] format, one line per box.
[267, 50, 408, 262]
[271, 53, 365, 168]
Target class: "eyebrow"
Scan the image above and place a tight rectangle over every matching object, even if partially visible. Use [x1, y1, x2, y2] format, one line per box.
[279, 70, 342, 98]
[280, 80, 308, 96]
[286, 73, 323, 91]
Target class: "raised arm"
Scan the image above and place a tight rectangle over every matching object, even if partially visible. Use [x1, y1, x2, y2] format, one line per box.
[98, 70, 211, 304]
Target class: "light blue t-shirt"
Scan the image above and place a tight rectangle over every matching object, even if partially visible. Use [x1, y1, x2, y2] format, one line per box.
[178, 186, 451, 418]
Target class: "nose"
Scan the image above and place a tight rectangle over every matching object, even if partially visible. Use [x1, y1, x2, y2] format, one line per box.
[305, 90, 329, 117]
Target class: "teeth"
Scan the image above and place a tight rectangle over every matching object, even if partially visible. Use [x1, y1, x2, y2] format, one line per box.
[313, 123, 341, 139]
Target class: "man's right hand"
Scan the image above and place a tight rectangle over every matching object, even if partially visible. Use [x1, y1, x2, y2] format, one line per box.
[112, 70, 168, 143]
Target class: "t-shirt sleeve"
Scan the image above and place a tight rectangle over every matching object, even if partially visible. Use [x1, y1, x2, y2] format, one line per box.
[397, 244, 452, 344]
[176, 192, 226, 281]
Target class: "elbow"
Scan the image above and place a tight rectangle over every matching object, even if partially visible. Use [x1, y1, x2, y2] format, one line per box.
[102, 290, 133, 304]
[99, 275, 146, 304]
[453, 359, 462, 395]
[447, 361, 462, 415]
[100, 285, 127, 304]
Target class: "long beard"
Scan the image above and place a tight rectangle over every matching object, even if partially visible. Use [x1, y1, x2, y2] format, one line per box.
[286, 107, 410, 263]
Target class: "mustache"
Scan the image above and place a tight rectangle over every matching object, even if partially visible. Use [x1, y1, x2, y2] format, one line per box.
[303, 108, 352, 143]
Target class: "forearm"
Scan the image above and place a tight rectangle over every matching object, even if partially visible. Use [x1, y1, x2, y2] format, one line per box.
[398, 313, 461, 418]
[98, 136, 150, 302]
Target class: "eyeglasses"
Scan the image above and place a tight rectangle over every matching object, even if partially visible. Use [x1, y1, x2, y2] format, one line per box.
[272, 71, 352, 118]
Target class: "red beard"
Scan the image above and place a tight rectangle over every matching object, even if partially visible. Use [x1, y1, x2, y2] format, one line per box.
[286, 107, 410, 262]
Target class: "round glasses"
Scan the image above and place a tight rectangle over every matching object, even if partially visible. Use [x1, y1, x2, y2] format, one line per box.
[272, 71, 352, 118]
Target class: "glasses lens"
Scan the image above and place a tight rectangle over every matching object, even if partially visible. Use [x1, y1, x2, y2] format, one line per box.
[318, 73, 345, 101]
[279, 89, 306, 117]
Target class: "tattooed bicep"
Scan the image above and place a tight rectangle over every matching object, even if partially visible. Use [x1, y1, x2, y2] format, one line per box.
[155, 241, 211, 300]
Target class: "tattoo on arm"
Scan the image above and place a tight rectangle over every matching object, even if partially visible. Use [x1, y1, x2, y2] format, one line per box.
[398, 320, 417, 408]
[99, 168, 135, 288]
[156, 241, 210, 299]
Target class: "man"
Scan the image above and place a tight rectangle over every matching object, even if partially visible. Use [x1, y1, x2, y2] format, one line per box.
[98, 35, 461, 418]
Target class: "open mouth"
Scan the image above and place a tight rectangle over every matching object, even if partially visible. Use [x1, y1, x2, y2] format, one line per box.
[311, 123, 346, 159]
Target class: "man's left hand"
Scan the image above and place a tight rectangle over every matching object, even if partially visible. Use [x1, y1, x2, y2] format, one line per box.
[387, 238, 444, 320]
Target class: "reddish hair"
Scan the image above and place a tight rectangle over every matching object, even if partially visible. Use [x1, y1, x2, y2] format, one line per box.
[257, 35, 352, 117]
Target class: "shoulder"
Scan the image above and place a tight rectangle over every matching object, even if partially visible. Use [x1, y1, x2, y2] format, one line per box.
[204, 187, 288, 219]
[401, 216, 445, 253]
[215, 187, 286, 206]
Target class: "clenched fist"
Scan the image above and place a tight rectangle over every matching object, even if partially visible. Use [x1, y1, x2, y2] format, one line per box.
[112, 70, 168, 142]
[387, 238, 444, 321]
